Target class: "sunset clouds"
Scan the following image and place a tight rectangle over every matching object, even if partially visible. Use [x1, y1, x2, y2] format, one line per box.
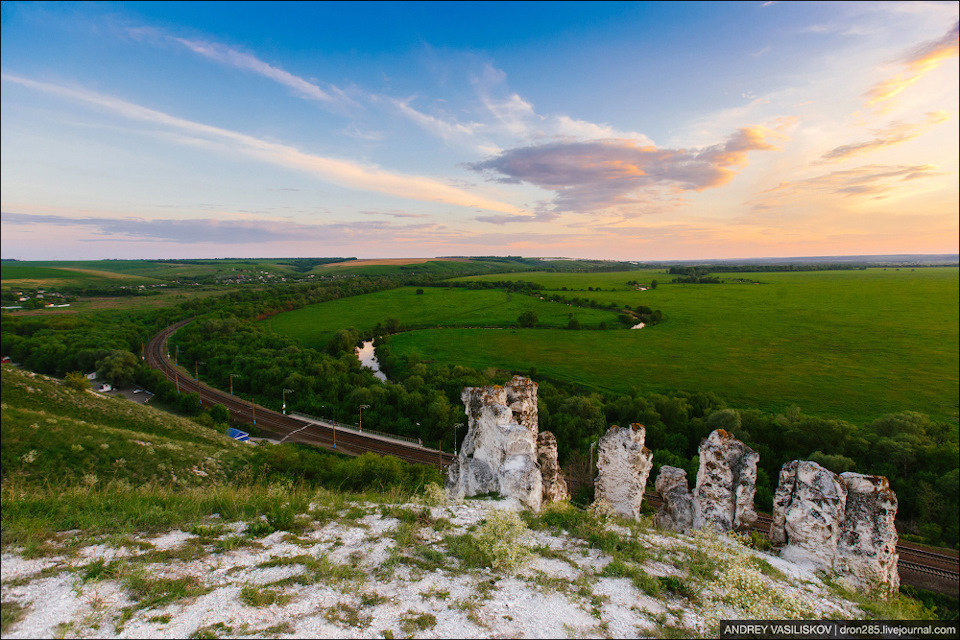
[470, 126, 784, 215]
[1, 2, 956, 261]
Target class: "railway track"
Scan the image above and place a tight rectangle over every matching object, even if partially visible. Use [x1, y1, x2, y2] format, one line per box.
[146, 322, 958, 595]
[145, 321, 457, 470]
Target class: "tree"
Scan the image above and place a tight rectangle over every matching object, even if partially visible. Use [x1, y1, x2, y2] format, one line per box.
[517, 310, 538, 328]
[209, 403, 231, 425]
[650, 279, 658, 289]
[415, 289, 424, 295]
[64, 371, 91, 392]
[96, 350, 138, 387]
[567, 317, 581, 330]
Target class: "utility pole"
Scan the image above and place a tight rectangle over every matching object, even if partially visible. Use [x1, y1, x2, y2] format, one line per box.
[230, 373, 239, 396]
[454, 423, 463, 456]
[282, 388, 294, 415]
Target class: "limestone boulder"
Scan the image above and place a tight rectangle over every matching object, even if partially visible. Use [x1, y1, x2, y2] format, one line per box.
[693, 429, 759, 532]
[445, 377, 542, 511]
[595, 424, 653, 521]
[653, 466, 694, 533]
[770, 460, 847, 570]
[538, 431, 569, 503]
[835, 473, 900, 592]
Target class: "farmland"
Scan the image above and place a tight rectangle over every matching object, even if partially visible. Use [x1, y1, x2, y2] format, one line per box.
[347, 268, 956, 425]
[261, 286, 625, 350]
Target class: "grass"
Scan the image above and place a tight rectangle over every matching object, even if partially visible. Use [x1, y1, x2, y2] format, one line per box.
[261, 286, 623, 349]
[384, 268, 958, 423]
[1, 600, 28, 634]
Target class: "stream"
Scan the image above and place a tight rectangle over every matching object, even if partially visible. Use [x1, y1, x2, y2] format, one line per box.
[356, 340, 388, 381]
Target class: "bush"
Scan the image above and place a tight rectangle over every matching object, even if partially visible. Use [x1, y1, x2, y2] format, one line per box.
[64, 371, 91, 391]
[475, 509, 533, 571]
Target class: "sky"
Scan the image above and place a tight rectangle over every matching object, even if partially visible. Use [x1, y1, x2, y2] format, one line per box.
[1, 1, 958, 262]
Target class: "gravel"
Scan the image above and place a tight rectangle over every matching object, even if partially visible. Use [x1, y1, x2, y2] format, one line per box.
[1, 499, 864, 639]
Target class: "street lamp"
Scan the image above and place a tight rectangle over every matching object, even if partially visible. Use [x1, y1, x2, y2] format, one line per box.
[454, 423, 463, 456]
[230, 373, 240, 396]
[282, 388, 294, 415]
[359, 404, 370, 431]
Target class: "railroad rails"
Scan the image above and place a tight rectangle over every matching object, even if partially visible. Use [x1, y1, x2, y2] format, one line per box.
[145, 322, 958, 595]
[144, 321, 457, 470]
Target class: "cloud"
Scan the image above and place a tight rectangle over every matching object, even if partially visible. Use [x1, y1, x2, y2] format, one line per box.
[1, 74, 524, 215]
[168, 36, 359, 111]
[0, 211, 441, 245]
[820, 111, 951, 162]
[469, 126, 784, 214]
[389, 97, 483, 145]
[864, 21, 959, 110]
[358, 210, 431, 219]
[757, 164, 944, 205]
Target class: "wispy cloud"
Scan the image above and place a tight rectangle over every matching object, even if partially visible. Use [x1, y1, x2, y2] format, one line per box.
[469, 126, 784, 216]
[758, 164, 944, 204]
[2, 74, 524, 215]
[864, 21, 959, 110]
[821, 111, 951, 162]
[0, 211, 439, 245]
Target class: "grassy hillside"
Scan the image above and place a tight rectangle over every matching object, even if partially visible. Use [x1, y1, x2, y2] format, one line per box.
[261, 286, 624, 350]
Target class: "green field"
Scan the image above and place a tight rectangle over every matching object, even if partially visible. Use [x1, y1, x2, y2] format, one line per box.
[261, 286, 625, 350]
[361, 268, 957, 424]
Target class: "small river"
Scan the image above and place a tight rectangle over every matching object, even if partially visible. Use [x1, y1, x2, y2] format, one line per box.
[356, 340, 388, 382]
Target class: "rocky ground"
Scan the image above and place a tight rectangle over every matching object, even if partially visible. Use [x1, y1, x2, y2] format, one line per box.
[1, 495, 873, 639]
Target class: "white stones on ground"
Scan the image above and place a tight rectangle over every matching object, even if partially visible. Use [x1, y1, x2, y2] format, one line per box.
[653, 466, 694, 533]
[693, 429, 759, 532]
[835, 473, 900, 593]
[595, 424, 653, 521]
[537, 431, 569, 504]
[446, 377, 543, 511]
[770, 460, 847, 571]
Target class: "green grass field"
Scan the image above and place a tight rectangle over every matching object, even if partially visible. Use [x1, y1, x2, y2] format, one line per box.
[372, 268, 958, 424]
[261, 286, 625, 350]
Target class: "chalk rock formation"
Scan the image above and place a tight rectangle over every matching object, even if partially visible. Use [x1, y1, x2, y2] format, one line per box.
[835, 473, 900, 592]
[770, 460, 847, 570]
[538, 431, 570, 503]
[653, 466, 694, 533]
[595, 424, 653, 521]
[446, 377, 542, 511]
[693, 429, 759, 532]
[506, 375, 539, 433]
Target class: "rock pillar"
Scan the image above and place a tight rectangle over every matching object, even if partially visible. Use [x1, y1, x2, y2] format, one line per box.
[538, 431, 569, 503]
[835, 473, 900, 592]
[653, 466, 694, 533]
[693, 429, 759, 532]
[595, 424, 653, 521]
[770, 460, 847, 570]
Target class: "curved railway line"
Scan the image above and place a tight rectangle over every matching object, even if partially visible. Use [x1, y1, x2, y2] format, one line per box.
[145, 322, 958, 596]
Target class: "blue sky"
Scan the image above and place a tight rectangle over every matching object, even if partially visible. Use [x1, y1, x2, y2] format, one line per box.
[2, 1, 957, 260]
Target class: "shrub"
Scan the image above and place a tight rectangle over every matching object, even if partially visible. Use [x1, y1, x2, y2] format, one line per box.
[475, 509, 533, 571]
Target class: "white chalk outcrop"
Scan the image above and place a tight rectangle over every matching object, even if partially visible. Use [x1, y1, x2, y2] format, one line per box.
[653, 465, 694, 533]
[538, 431, 570, 504]
[446, 377, 543, 511]
[693, 429, 759, 532]
[595, 424, 653, 521]
[835, 473, 900, 592]
[770, 460, 848, 570]
[770, 463, 900, 593]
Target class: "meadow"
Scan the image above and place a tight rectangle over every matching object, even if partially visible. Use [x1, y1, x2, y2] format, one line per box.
[370, 268, 959, 424]
[261, 286, 624, 350]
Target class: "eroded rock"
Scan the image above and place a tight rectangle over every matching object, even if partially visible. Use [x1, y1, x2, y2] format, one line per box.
[770, 460, 847, 570]
[538, 431, 570, 503]
[693, 429, 759, 532]
[595, 424, 653, 521]
[835, 473, 900, 592]
[446, 377, 543, 511]
[653, 465, 694, 533]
